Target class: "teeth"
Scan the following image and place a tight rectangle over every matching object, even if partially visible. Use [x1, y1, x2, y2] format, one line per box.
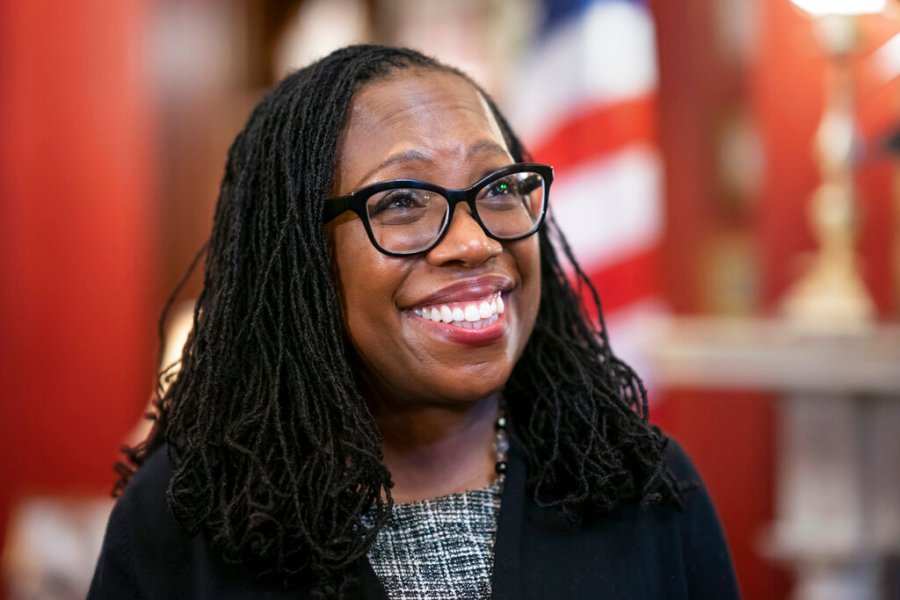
[411, 293, 506, 328]
[464, 305, 480, 322]
[442, 314, 500, 329]
[479, 301, 492, 319]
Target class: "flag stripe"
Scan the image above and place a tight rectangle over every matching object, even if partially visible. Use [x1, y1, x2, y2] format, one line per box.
[512, 0, 665, 374]
[530, 94, 657, 172]
[510, 0, 658, 146]
[548, 146, 663, 273]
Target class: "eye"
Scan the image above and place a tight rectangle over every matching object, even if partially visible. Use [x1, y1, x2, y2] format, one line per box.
[369, 189, 422, 213]
[367, 189, 433, 224]
[485, 177, 519, 197]
[478, 174, 527, 211]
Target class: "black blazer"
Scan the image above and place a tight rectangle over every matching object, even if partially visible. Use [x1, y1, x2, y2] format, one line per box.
[89, 439, 740, 599]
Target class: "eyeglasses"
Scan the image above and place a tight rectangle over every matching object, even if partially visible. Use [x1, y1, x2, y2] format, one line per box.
[323, 163, 553, 256]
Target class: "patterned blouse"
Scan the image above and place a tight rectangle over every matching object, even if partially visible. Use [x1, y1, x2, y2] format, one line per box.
[367, 480, 503, 599]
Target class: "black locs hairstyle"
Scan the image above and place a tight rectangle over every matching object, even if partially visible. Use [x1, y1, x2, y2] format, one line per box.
[121, 44, 680, 593]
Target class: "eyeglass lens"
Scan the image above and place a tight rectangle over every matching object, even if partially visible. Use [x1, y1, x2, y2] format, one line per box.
[364, 170, 547, 254]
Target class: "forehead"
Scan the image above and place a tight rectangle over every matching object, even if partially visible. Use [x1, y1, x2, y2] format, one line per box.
[335, 69, 511, 191]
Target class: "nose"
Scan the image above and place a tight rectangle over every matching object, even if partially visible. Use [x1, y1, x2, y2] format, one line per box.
[425, 205, 502, 268]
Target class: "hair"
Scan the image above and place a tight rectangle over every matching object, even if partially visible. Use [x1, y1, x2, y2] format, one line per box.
[118, 44, 680, 595]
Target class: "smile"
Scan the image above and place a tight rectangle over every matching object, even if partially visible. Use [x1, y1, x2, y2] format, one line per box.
[410, 292, 505, 329]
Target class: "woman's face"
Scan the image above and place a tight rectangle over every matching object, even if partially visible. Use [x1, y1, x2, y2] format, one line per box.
[328, 69, 541, 406]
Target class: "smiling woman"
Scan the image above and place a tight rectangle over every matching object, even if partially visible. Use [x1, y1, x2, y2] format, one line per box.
[88, 45, 739, 599]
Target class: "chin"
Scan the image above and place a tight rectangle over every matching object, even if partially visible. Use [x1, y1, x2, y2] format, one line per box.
[432, 370, 511, 405]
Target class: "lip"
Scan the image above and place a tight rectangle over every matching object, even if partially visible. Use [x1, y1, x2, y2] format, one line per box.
[406, 298, 509, 347]
[407, 274, 514, 308]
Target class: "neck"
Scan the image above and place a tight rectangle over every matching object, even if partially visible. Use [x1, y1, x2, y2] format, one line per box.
[371, 394, 500, 503]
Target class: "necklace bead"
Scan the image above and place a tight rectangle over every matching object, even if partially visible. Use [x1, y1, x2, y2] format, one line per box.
[494, 406, 508, 480]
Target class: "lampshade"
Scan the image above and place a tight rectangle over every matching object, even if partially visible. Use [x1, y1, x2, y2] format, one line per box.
[791, 0, 887, 15]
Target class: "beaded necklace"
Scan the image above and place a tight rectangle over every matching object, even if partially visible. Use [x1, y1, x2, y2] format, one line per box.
[493, 407, 509, 479]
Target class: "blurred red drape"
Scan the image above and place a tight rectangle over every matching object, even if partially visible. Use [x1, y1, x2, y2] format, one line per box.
[0, 0, 157, 567]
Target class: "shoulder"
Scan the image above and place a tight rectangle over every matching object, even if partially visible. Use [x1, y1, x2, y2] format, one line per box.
[111, 443, 183, 547]
[659, 436, 720, 525]
[121, 444, 177, 519]
[661, 436, 703, 491]
[659, 436, 741, 598]
[90, 445, 305, 599]
[511, 435, 740, 599]
[641, 435, 725, 541]
[88, 445, 196, 598]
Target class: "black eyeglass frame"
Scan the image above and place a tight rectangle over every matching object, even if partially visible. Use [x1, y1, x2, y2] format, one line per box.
[322, 162, 554, 257]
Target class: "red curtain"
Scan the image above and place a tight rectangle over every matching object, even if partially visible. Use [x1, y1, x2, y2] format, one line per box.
[0, 0, 157, 568]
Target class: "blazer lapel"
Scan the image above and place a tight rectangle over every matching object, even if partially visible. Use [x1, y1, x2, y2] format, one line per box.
[352, 556, 389, 600]
[490, 440, 525, 600]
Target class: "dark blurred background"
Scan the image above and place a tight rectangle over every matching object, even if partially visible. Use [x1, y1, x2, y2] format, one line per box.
[1, 1, 899, 599]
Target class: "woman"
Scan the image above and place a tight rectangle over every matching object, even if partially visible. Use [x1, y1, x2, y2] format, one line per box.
[90, 45, 738, 599]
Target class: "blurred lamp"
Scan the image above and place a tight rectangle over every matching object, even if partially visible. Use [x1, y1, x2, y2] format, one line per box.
[780, 0, 886, 330]
[791, 0, 886, 15]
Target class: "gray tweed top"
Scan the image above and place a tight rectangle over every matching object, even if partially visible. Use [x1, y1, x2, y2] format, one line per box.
[367, 480, 503, 599]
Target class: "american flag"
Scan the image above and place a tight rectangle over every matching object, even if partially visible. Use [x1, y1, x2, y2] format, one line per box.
[508, 0, 664, 374]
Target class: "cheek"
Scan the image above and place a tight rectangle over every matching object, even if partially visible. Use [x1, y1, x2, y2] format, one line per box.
[332, 223, 372, 324]
[330, 222, 405, 356]
[513, 237, 542, 330]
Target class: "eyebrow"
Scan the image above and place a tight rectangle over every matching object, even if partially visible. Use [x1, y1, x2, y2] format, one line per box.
[356, 150, 430, 187]
[354, 140, 511, 188]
